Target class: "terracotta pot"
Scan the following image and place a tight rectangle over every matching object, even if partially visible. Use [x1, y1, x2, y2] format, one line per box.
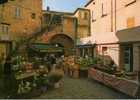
[54, 79, 64, 88]
[73, 70, 79, 78]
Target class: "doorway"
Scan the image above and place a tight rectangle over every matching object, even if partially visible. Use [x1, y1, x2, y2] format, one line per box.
[123, 45, 133, 72]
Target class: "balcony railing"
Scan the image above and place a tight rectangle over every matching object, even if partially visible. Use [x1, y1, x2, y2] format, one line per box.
[0, 33, 11, 41]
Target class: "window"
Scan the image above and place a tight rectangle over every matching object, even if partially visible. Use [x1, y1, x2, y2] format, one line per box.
[44, 14, 51, 24]
[102, 47, 107, 51]
[101, 3, 107, 17]
[81, 12, 85, 19]
[80, 48, 83, 57]
[125, 0, 136, 7]
[84, 48, 88, 57]
[52, 15, 62, 24]
[31, 13, 36, 19]
[79, 12, 81, 18]
[84, 12, 88, 20]
[1, 23, 9, 34]
[102, 47, 108, 55]
[92, 11, 96, 22]
[123, 45, 133, 72]
[15, 7, 21, 18]
[127, 17, 135, 28]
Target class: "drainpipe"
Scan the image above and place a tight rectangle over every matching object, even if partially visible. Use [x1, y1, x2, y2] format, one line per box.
[114, 0, 117, 32]
[74, 18, 78, 62]
[111, 0, 113, 32]
[61, 15, 63, 33]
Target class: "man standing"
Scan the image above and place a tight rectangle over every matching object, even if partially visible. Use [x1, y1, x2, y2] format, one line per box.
[49, 54, 56, 72]
[3, 54, 16, 98]
[0, 53, 5, 77]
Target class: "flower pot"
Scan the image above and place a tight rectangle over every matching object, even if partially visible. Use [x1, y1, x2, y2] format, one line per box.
[54, 82, 60, 88]
[54, 79, 64, 88]
[68, 68, 73, 77]
[30, 88, 42, 97]
[80, 68, 88, 78]
[40, 86, 48, 93]
[73, 70, 79, 78]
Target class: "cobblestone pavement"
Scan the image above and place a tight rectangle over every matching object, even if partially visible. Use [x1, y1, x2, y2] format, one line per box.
[37, 76, 132, 99]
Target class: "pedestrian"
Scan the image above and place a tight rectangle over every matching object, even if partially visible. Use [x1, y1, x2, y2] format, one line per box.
[3, 54, 16, 98]
[49, 54, 56, 72]
[56, 55, 64, 70]
[0, 53, 5, 78]
[47, 55, 51, 73]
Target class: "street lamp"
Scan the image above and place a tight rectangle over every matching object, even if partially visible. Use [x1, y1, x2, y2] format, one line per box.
[55, 44, 58, 47]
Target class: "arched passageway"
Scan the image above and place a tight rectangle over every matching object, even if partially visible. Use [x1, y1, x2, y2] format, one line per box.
[50, 34, 74, 56]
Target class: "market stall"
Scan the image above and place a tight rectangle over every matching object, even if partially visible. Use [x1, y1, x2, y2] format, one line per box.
[27, 43, 64, 58]
[6, 43, 65, 98]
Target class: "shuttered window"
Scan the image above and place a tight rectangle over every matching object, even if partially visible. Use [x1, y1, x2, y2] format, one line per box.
[127, 17, 135, 28]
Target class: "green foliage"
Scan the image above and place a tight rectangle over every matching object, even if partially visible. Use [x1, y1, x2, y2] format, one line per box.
[17, 81, 32, 94]
[76, 57, 97, 68]
[101, 66, 115, 74]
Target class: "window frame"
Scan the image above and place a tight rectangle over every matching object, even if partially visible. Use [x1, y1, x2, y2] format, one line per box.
[84, 12, 88, 20]
[91, 11, 96, 22]
[122, 45, 133, 72]
[31, 13, 36, 19]
[15, 7, 21, 18]
[101, 3, 107, 18]
[1, 23, 10, 34]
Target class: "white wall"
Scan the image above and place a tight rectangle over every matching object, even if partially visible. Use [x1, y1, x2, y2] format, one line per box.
[86, 0, 113, 33]
[97, 44, 120, 66]
[81, 0, 140, 68]
[85, 0, 140, 41]
[116, 0, 140, 30]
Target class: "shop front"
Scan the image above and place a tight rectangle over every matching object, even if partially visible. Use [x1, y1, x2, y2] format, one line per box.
[116, 26, 140, 79]
[27, 43, 64, 58]
[76, 44, 95, 58]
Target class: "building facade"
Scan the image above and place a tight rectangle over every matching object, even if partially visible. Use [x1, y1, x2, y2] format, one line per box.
[41, 8, 90, 56]
[74, 8, 90, 39]
[79, 0, 140, 75]
[0, 0, 42, 57]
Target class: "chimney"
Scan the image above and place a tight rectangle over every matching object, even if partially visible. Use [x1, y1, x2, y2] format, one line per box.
[47, 6, 50, 11]
[0, 0, 8, 4]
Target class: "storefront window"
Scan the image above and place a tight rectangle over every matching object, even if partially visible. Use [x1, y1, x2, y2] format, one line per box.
[123, 45, 133, 72]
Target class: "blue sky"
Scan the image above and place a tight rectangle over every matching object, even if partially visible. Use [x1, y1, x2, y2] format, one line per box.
[43, 0, 88, 12]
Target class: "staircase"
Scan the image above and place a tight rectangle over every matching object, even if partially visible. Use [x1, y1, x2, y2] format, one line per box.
[13, 14, 63, 55]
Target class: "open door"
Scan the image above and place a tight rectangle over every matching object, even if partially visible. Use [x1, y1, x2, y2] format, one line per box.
[123, 46, 133, 72]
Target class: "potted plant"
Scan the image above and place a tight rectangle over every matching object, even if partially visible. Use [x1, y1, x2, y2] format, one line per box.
[47, 70, 63, 88]
[76, 57, 98, 77]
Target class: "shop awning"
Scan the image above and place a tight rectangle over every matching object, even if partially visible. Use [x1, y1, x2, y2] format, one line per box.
[116, 26, 140, 43]
[29, 43, 64, 53]
[76, 44, 95, 48]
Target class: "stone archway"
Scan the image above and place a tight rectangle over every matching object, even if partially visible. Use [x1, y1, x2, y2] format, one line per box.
[49, 34, 74, 56]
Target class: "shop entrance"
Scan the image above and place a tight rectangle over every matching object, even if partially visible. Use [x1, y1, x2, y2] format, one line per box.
[122, 45, 133, 72]
[50, 34, 74, 56]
